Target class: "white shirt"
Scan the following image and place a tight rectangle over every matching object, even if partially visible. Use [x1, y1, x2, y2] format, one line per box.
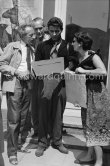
[17, 41, 28, 72]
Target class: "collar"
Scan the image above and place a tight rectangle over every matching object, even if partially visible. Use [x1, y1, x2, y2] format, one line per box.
[20, 40, 27, 47]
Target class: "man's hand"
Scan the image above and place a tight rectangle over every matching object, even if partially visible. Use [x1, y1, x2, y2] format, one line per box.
[4, 73, 13, 80]
[14, 70, 32, 80]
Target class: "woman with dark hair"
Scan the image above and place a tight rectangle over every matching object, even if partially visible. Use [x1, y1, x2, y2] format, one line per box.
[72, 31, 110, 166]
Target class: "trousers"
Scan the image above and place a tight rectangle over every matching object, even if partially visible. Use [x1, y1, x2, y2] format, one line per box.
[6, 79, 31, 157]
[37, 74, 66, 148]
[31, 78, 39, 134]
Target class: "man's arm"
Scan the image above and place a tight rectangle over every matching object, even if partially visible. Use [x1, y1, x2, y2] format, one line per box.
[0, 43, 13, 63]
[0, 43, 16, 75]
[0, 65, 16, 75]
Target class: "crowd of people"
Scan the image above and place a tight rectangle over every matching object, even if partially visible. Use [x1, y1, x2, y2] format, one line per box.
[0, 15, 110, 166]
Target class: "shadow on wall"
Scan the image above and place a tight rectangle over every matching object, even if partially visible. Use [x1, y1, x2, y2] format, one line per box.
[65, 23, 109, 69]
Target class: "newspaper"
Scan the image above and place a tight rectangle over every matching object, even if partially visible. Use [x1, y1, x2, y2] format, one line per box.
[31, 57, 64, 76]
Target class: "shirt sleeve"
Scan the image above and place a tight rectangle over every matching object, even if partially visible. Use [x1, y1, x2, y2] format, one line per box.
[0, 43, 16, 75]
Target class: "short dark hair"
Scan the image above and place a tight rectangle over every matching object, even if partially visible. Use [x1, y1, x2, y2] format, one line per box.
[74, 32, 93, 51]
[47, 17, 63, 30]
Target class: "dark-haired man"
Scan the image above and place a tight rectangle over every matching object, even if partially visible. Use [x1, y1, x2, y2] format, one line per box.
[34, 17, 76, 157]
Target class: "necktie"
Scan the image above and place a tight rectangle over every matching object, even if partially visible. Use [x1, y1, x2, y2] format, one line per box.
[26, 45, 31, 73]
[50, 40, 62, 59]
[50, 43, 58, 59]
[26, 45, 33, 88]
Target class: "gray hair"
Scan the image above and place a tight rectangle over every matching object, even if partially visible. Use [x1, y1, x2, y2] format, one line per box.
[32, 17, 44, 26]
[17, 24, 34, 38]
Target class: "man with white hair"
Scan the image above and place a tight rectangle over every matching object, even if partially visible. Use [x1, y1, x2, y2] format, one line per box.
[0, 23, 35, 165]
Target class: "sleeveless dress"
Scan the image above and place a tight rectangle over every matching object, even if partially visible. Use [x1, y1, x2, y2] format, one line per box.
[78, 52, 110, 147]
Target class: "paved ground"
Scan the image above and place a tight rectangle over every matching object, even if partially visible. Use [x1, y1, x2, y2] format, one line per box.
[2, 143, 86, 166]
[1, 95, 110, 166]
[3, 131, 90, 166]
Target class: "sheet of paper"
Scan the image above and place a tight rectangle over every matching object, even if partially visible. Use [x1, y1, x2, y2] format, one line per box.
[32, 57, 64, 76]
[65, 71, 87, 108]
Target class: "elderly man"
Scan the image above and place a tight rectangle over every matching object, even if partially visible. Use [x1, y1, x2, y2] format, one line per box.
[0, 24, 35, 165]
[30, 17, 50, 139]
[32, 17, 50, 50]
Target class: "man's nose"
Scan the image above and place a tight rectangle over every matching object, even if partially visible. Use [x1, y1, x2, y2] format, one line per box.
[37, 29, 41, 33]
[53, 32, 56, 36]
[32, 34, 36, 39]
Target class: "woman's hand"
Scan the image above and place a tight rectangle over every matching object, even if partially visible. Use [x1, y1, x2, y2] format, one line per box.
[75, 67, 85, 74]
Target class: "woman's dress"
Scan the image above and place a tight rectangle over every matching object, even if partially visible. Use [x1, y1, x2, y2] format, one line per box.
[78, 52, 110, 147]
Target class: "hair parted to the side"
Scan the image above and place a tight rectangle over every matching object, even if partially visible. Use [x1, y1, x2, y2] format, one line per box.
[17, 24, 34, 38]
[74, 32, 93, 51]
[47, 17, 63, 30]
